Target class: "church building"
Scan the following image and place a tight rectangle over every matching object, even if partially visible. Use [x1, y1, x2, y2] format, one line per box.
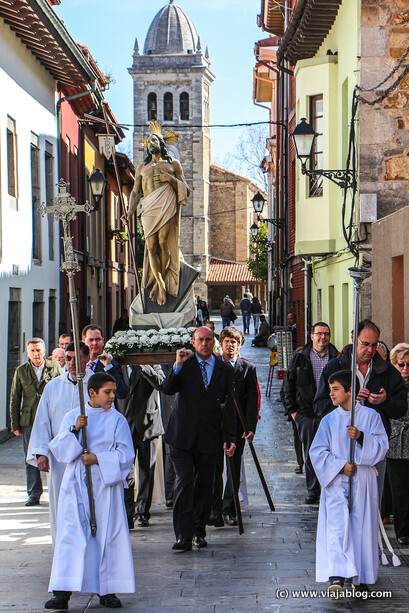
[129, 0, 214, 300]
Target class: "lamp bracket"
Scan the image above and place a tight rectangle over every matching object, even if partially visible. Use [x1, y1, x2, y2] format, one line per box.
[301, 165, 356, 190]
[257, 214, 285, 229]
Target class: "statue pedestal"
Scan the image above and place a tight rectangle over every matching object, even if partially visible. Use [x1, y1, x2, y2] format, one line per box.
[117, 351, 176, 366]
[130, 260, 199, 330]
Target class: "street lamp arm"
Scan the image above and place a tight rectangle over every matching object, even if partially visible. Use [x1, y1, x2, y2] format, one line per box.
[300, 166, 356, 190]
[257, 215, 285, 229]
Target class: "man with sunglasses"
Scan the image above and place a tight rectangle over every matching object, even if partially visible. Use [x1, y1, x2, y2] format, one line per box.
[283, 322, 339, 504]
[26, 342, 92, 545]
[314, 319, 407, 500]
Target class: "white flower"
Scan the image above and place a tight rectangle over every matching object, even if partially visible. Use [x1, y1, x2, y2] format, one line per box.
[140, 335, 149, 344]
[187, 327, 197, 333]
[150, 335, 159, 344]
[170, 334, 183, 343]
[146, 329, 157, 336]
[181, 335, 191, 343]
[160, 334, 171, 344]
[167, 328, 178, 334]
[158, 329, 169, 335]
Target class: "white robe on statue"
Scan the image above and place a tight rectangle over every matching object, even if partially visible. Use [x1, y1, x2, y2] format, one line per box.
[26, 370, 92, 544]
[48, 404, 135, 595]
[310, 402, 388, 585]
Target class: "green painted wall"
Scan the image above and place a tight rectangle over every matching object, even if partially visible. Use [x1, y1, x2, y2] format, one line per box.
[293, 0, 360, 349]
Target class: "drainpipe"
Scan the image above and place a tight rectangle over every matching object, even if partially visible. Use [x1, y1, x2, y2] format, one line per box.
[253, 100, 274, 331]
[303, 258, 312, 343]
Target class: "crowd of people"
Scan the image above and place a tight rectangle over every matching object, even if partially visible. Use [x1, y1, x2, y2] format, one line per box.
[9, 315, 261, 609]
[283, 316, 409, 596]
[9, 302, 409, 606]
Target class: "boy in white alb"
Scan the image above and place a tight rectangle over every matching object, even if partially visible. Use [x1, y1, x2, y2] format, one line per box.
[45, 372, 135, 610]
[309, 370, 388, 597]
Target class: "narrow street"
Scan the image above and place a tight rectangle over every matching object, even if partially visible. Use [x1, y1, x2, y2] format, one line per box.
[0, 318, 408, 612]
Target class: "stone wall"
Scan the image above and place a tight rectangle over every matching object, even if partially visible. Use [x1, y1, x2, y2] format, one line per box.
[359, 0, 409, 319]
[360, 0, 409, 215]
[209, 165, 262, 263]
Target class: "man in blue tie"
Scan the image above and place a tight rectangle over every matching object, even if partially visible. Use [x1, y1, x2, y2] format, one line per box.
[162, 326, 236, 551]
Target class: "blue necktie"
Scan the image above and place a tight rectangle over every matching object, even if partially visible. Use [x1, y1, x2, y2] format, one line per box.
[199, 360, 209, 390]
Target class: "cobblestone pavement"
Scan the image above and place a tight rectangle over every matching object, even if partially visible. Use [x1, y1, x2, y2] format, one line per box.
[0, 316, 408, 612]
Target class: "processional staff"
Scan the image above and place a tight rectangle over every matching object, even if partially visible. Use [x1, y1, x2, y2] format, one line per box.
[347, 265, 372, 513]
[40, 180, 97, 536]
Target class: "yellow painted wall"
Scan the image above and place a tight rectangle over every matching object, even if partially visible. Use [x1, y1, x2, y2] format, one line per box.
[293, 0, 359, 349]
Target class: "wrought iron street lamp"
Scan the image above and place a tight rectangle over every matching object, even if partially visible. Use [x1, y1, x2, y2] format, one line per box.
[88, 168, 107, 210]
[291, 118, 356, 190]
[250, 191, 284, 230]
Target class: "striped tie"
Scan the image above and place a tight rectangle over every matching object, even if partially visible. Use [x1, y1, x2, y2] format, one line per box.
[199, 360, 209, 390]
[88, 361, 96, 370]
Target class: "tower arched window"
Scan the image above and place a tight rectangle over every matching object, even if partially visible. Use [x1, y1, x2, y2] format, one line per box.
[180, 92, 189, 120]
[163, 92, 173, 121]
[147, 92, 157, 121]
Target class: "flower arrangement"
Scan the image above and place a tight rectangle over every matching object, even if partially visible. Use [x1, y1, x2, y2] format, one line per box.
[104, 327, 197, 358]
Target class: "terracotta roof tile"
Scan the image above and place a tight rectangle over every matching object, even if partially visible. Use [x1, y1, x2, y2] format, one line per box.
[206, 258, 261, 285]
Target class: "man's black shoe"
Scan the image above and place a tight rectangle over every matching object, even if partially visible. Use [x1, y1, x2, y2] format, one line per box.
[305, 495, 320, 505]
[99, 593, 122, 608]
[25, 497, 40, 507]
[192, 535, 208, 548]
[172, 538, 192, 552]
[137, 514, 149, 527]
[44, 595, 69, 610]
[294, 465, 303, 474]
[165, 500, 173, 508]
[398, 536, 409, 546]
[207, 514, 224, 527]
[223, 513, 238, 526]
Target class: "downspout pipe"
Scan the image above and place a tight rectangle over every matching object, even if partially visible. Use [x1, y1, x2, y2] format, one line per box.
[56, 81, 99, 179]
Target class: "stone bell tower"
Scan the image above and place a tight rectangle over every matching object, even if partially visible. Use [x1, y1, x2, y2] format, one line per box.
[128, 0, 214, 300]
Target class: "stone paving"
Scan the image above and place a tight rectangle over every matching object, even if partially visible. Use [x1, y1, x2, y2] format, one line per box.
[0, 316, 408, 612]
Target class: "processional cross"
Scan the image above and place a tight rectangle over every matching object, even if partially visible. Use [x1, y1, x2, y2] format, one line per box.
[40, 179, 97, 535]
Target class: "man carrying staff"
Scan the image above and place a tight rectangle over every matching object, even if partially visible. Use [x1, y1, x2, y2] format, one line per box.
[162, 326, 236, 551]
[125, 121, 190, 306]
[209, 326, 259, 527]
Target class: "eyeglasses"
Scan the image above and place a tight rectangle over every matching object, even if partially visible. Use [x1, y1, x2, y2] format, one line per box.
[65, 355, 75, 362]
[314, 332, 330, 337]
[397, 362, 409, 369]
[357, 337, 379, 350]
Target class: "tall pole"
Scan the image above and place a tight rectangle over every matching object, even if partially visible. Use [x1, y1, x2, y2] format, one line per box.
[100, 102, 145, 313]
[41, 180, 97, 536]
[347, 265, 372, 513]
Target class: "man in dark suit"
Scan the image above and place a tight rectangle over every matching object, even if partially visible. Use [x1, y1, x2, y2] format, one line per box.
[162, 326, 236, 551]
[117, 364, 165, 529]
[82, 324, 128, 399]
[209, 326, 259, 527]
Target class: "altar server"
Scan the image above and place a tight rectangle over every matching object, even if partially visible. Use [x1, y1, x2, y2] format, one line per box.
[310, 370, 388, 596]
[45, 372, 134, 611]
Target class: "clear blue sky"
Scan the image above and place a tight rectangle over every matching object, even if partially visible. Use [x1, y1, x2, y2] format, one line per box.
[55, 0, 267, 169]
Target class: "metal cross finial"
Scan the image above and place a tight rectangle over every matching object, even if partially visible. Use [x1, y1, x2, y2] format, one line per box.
[40, 179, 94, 277]
[39, 179, 94, 223]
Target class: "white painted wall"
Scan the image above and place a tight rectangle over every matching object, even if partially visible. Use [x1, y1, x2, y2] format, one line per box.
[0, 19, 60, 432]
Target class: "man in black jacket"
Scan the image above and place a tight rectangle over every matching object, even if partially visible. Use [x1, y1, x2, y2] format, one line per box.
[162, 326, 236, 551]
[283, 322, 338, 504]
[209, 326, 259, 527]
[314, 319, 407, 500]
[82, 324, 128, 400]
[117, 364, 165, 529]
